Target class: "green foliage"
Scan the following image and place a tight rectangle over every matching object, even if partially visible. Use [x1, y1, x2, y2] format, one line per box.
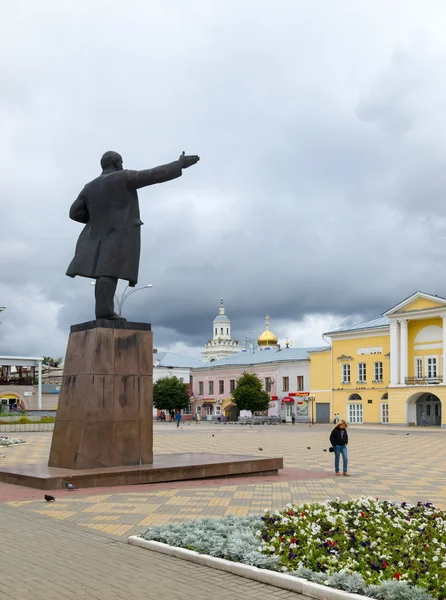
[232, 372, 270, 415]
[39, 416, 55, 423]
[260, 498, 446, 599]
[153, 376, 190, 412]
[42, 357, 63, 367]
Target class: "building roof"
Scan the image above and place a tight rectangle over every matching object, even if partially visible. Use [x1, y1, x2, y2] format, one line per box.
[154, 352, 204, 369]
[213, 314, 230, 322]
[325, 316, 390, 336]
[193, 347, 327, 370]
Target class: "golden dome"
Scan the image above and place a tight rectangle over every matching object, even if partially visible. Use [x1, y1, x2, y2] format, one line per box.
[257, 315, 278, 347]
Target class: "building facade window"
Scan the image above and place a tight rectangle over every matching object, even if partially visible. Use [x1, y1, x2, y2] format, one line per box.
[180, 377, 184, 383]
[230, 379, 235, 393]
[209, 381, 214, 394]
[373, 361, 383, 382]
[297, 375, 304, 391]
[220, 328, 223, 335]
[282, 376, 289, 392]
[226, 328, 229, 334]
[348, 403, 363, 424]
[219, 380, 224, 394]
[342, 364, 351, 383]
[265, 377, 272, 392]
[358, 362, 366, 383]
[415, 357, 423, 379]
[198, 381, 204, 395]
[426, 356, 438, 379]
[182, 403, 192, 415]
[380, 402, 389, 424]
[196, 405, 201, 414]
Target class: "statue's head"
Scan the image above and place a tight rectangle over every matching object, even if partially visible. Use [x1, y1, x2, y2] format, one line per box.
[100, 151, 123, 172]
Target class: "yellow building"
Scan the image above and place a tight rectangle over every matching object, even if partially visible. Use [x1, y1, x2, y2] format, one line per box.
[309, 291, 446, 426]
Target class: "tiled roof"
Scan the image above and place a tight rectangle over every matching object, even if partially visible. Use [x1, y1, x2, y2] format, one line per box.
[326, 316, 389, 335]
[154, 352, 204, 368]
[192, 347, 328, 370]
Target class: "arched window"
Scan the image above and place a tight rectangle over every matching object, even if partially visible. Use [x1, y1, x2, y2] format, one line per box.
[381, 393, 388, 400]
[348, 393, 362, 401]
[221, 328, 223, 334]
[215, 328, 217, 335]
[226, 328, 229, 335]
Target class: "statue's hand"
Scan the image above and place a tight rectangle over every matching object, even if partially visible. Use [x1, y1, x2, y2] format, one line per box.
[179, 151, 200, 169]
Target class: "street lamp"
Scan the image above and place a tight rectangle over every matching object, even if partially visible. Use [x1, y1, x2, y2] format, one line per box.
[90, 282, 153, 315]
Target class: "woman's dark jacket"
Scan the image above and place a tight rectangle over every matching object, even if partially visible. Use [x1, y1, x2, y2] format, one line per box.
[330, 427, 348, 447]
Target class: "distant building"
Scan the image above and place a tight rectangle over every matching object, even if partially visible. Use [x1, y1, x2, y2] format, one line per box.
[309, 290, 446, 427]
[0, 356, 44, 410]
[202, 298, 240, 362]
[193, 315, 324, 422]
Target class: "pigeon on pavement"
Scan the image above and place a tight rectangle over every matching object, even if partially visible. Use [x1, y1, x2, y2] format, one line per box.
[44, 494, 55, 502]
[258, 447, 263, 451]
[64, 482, 78, 491]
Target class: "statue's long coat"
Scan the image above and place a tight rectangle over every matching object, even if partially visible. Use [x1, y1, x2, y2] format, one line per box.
[66, 162, 182, 286]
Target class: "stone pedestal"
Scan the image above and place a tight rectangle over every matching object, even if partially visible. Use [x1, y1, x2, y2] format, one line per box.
[48, 320, 153, 470]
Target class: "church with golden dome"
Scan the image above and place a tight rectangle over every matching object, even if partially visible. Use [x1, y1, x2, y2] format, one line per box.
[257, 315, 279, 349]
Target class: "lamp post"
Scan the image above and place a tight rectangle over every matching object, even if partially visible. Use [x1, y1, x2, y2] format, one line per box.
[90, 282, 153, 315]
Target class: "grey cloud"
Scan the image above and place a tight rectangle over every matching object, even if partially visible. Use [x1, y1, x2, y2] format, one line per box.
[2, 1, 446, 357]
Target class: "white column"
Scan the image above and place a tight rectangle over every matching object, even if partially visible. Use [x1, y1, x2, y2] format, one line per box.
[37, 359, 42, 410]
[400, 319, 408, 385]
[390, 321, 400, 385]
[442, 317, 446, 383]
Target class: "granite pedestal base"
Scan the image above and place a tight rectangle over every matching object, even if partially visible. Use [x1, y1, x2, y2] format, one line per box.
[0, 453, 283, 490]
[48, 319, 153, 470]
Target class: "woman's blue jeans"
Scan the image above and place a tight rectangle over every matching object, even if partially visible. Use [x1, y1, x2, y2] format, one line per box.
[334, 445, 348, 473]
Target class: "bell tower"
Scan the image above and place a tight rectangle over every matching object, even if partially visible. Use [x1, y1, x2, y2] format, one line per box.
[202, 298, 240, 362]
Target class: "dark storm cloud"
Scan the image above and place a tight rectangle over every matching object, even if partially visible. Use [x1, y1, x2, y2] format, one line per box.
[2, 0, 446, 357]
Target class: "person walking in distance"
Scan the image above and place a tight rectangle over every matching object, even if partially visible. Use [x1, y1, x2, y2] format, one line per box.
[175, 410, 182, 428]
[330, 420, 349, 476]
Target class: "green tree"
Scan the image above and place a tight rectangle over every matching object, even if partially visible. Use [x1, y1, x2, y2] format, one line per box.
[232, 372, 270, 415]
[42, 357, 63, 367]
[153, 376, 190, 413]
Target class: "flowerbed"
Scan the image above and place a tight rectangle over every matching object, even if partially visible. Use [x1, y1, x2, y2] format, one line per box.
[140, 498, 446, 600]
[0, 436, 27, 447]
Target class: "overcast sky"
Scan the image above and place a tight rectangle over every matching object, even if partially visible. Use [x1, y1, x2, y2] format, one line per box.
[2, 0, 446, 359]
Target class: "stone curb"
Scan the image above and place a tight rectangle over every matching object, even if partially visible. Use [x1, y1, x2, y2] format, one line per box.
[0, 424, 54, 433]
[128, 536, 369, 600]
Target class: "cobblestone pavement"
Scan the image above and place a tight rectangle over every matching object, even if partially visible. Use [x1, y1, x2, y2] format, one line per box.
[0, 503, 306, 600]
[1, 424, 445, 599]
[2, 424, 446, 535]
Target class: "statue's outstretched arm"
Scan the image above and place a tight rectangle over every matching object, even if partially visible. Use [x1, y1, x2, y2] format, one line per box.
[127, 153, 199, 191]
[127, 161, 183, 190]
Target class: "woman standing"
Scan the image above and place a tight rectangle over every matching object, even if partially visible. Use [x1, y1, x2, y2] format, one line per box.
[329, 420, 349, 476]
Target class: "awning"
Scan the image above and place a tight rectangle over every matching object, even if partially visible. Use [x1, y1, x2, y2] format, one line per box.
[271, 395, 279, 400]
[281, 397, 294, 403]
[224, 403, 236, 410]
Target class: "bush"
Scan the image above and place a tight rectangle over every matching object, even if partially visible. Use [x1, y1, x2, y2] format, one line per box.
[140, 515, 280, 571]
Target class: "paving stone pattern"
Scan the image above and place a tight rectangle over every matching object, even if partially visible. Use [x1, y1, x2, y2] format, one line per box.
[0, 504, 305, 599]
[1, 424, 445, 599]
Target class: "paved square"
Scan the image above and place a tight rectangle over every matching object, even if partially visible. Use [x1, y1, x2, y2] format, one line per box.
[0, 423, 444, 599]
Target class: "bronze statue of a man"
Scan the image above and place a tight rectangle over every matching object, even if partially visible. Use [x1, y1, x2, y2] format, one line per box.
[66, 151, 199, 320]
